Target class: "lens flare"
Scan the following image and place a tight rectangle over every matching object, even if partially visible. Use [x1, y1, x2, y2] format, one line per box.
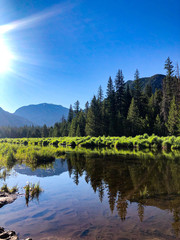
[0, 2, 74, 74]
[0, 37, 13, 73]
[0, 3, 74, 34]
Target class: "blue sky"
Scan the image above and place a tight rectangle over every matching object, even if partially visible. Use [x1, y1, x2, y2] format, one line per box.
[0, 0, 179, 113]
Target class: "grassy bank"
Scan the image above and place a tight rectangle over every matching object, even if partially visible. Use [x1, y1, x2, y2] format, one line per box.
[0, 134, 179, 169]
[0, 134, 180, 150]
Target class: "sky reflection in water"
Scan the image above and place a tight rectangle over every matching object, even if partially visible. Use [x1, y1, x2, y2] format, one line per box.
[0, 151, 180, 240]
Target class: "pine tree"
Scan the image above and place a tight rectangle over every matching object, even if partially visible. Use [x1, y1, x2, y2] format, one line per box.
[166, 96, 178, 135]
[133, 69, 145, 117]
[85, 96, 102, 136]
[147, 91, 163, 135]
[97, 85, 104, 134]
[42, 124, 49, 137]
[69, 118, 77, 137]
[53, 123, 61, 137]
[106, 77, 116, 135]
[175, 63, 180, 106]
[147, 94, 155, 131]
[85, 101, 89, 118]
[144, 115, 150, 135]
[124, 84, 132, 117]
[49, 127, 53, 137]
[77, 110, 86, 136]
[76, 125, 81, 137]
[127, 98, 142, 136]
[101, 100, 108, 136]
[74, 100, 80, 115]
[154, 114, 163, 136]
[68, 104, 74, 123]
[106, 76, 114, 97]
[145, 84, 152, 98]
[97, 85, 104, 103]
[35, 128, 41, 138]
[60, 118, 68, 136]
[116, 111, 124, 136]
[115, 69, 125, 115]
[165, 57, 174, 77]
[161, 57, 174, 122]
[154, 89, 162, 117]
[134, 69, 141, 97]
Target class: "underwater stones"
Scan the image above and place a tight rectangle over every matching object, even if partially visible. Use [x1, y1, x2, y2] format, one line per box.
[0, 227, 18, 240]
[0, 227, 32, 240]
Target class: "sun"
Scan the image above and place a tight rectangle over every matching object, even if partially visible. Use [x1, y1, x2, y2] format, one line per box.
[0, 37, 13, 73]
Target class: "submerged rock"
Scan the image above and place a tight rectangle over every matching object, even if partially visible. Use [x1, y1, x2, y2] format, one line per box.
[0, 192, 17, 208]
[0, 227, 18, 240]
[0, 227, 32, 240]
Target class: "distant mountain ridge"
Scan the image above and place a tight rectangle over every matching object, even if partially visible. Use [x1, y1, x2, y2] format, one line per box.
[0, 107, 32, 127]
[0, 74, 165, 128]
[126, 74, 165, 93]
[14, 103, 69, 127]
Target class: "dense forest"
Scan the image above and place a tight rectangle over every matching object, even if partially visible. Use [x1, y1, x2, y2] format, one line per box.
[0, 57, 180, 138]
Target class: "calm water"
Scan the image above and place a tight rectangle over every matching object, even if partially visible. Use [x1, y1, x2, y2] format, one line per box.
[0, 150, 180, 240]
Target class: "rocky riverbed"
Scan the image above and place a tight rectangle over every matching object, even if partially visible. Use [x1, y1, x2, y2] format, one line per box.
[0, 192, 32, 240]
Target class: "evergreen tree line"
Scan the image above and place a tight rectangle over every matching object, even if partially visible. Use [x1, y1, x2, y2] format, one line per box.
[1, 57, 179, 138]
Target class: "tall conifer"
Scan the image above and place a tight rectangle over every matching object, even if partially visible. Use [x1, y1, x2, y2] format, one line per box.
[115, 70, 125, 115]
[166, 96, 178, 135]
[106, 77, 116, 135]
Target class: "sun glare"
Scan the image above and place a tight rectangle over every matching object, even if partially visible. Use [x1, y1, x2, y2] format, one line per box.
[0, 37, 13, 73]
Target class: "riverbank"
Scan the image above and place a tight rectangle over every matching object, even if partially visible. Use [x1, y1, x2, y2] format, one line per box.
[1, 134, 180, 151]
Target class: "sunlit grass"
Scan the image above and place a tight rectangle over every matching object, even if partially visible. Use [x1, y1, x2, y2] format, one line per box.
[0, 135, 179, 171]
[24, 182, 43, 206]
[0, 183, 18, 194]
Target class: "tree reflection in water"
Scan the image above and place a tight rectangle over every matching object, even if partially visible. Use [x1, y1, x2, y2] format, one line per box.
[64, 150, 180, 237]
[1, 148, 180, 236]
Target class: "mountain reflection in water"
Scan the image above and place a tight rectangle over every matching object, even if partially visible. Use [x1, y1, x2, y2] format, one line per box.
[0, 149, 180, 239]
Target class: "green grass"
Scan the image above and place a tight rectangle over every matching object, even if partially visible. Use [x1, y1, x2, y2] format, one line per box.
[24, 182, 43, 206]
[0, 183, 18, 194]
[0, 135, 180, 150]
[0, 135, 180, 169]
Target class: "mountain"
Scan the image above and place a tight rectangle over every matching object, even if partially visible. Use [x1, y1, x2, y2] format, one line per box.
[126, 74, 165, 93]
[0, 107, 32, 127]
[14, 103, 69, 127]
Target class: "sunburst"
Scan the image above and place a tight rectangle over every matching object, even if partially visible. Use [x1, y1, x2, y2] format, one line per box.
[0, 37, 13, 73]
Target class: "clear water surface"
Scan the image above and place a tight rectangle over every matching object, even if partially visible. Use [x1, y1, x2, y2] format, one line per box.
[0, 150, 180, 240]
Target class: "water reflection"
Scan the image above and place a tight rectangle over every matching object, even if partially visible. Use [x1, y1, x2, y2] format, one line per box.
[63, 151, 180, 236]
[0, 149, 180, 238]
[24, 182, 42, 207]
[14, 160, 68, 177]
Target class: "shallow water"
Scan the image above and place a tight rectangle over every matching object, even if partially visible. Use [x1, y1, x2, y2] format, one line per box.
[0, 151, 180, 239]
